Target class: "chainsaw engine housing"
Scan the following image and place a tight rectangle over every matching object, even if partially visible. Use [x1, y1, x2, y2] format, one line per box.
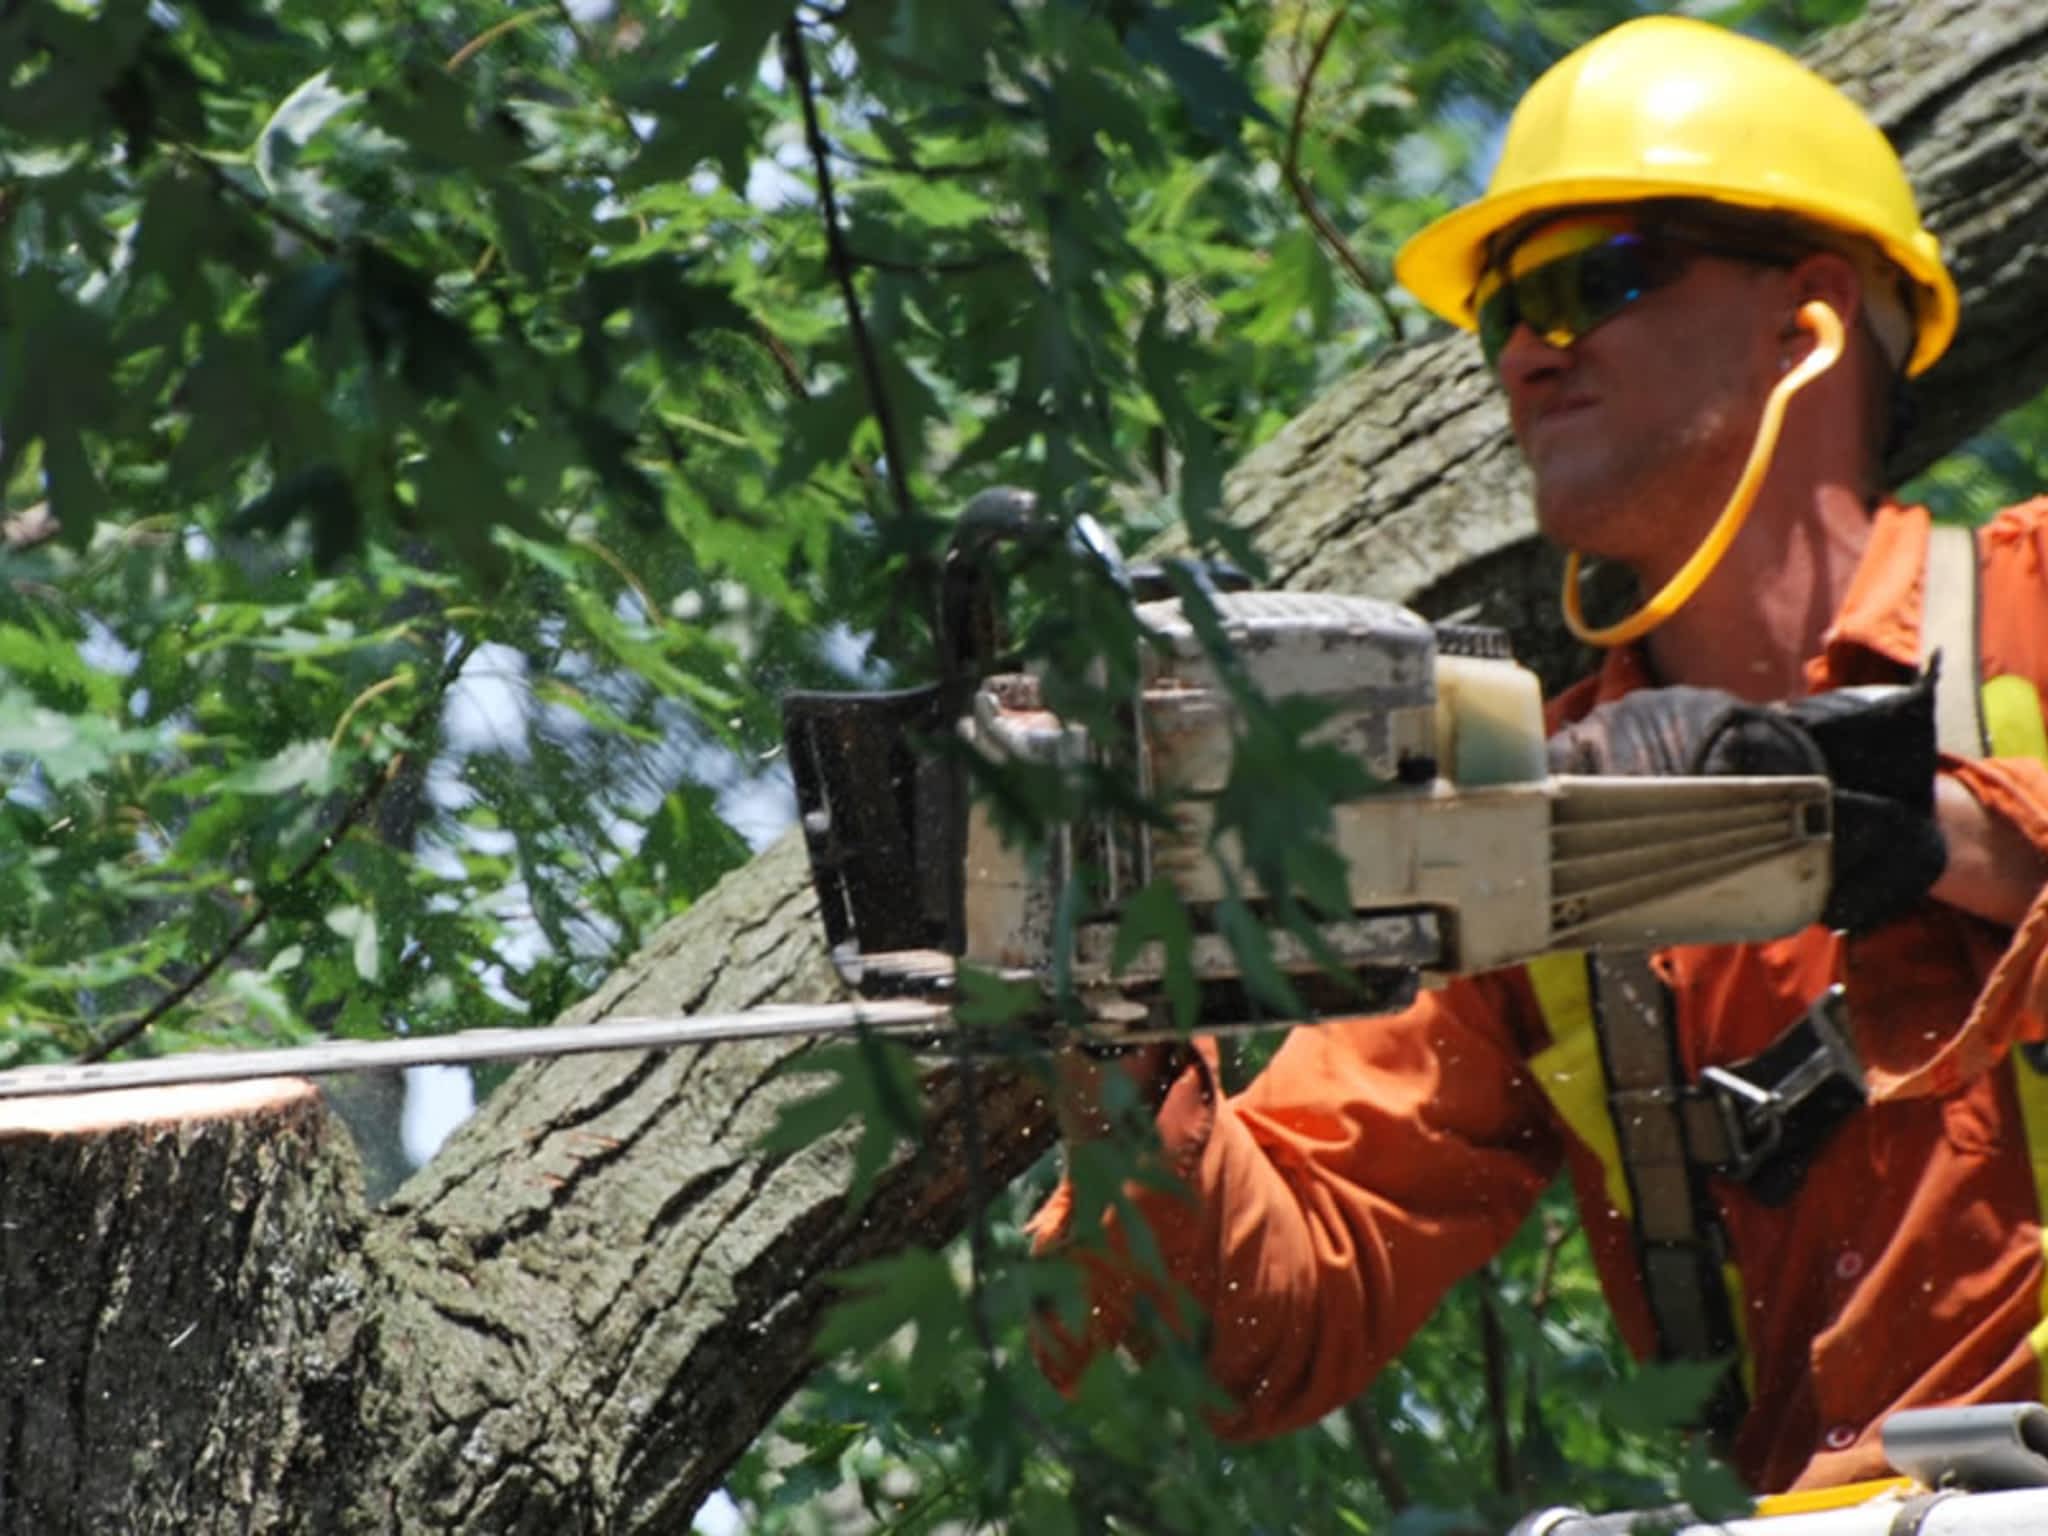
[959, 592, 1554, 993]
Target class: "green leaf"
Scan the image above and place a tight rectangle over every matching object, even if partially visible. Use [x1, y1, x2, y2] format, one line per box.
[0, 690, 160, 785]
[0, 621, 123, 713]
[231, 465, 361, 568]
[632, 784, 749, 901]
[44, 427, 109, 550]
[1110, 876, 1199, 1030]
[1214, 894, 1302, 1016]
[1594, 1357, 1732, 1435]
[324, 904, 381, 983]
[760, 1034, 925, 1205]
[262, 263, 349, 356]
[1675, 1437, 1753, 1520]
[625, 91, 759, 194]
[952, 964, 1044, 1031]
[364, 65, 526, 176]
[1126, 9, 1273, 149]
[222, 966, 296, 1027]
[966, 1373, 1024, 1501]
[889, 179, 997, 230]
[216, 739, 335, 796]
[352, 245, 492, 398]
[772, 381, 868, 493]
[589, 259, 753, 365]
[815, 1247, 966, 1389]
[254, 70, 361, 193]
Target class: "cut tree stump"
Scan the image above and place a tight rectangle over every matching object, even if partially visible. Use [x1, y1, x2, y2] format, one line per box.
[1, 1080, 371, 1534]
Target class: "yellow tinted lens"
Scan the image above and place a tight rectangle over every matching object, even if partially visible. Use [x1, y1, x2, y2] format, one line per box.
[1504, 214, 1639, 280]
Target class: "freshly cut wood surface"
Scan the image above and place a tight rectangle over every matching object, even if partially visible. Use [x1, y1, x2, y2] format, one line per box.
[0, 1077, 317, 1137]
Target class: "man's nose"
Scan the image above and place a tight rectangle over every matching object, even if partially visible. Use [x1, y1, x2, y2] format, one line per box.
[1493, 321, 1573, 400]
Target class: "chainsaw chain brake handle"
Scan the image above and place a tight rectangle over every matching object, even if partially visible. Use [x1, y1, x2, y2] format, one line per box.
[785, 488, 1246, 995]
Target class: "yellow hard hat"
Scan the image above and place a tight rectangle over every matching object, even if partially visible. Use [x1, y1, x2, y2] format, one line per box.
[1394, 16, 1958, 377]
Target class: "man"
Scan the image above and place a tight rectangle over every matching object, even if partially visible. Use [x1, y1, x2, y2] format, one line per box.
[1029, 16, 2048, 1496]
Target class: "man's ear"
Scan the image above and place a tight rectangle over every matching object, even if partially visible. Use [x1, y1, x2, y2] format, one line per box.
[1785, 250, 1862, 345]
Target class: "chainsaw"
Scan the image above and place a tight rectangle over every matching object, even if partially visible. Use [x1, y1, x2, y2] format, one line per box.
[0, 492, 1829, 1099]
[784, 489, 1829, 1019]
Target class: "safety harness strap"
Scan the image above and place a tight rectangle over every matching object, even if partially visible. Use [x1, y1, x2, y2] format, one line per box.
[1589, 951, 1750, 1438]
[1589, 954, 1736, 1322]
[1922, 522, 1987, 758]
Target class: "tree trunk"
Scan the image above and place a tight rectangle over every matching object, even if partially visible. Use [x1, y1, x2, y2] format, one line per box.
[6, 1, 2048, 1528]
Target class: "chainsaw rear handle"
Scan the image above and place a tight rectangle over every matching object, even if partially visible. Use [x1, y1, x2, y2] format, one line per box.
[938, 486, 1249, 683]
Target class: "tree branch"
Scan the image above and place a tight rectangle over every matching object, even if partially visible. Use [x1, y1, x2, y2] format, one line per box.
[784, 20, 921, 530]
[1519, 1208, 1575, 1459]
[1340, 1396, 1412, 1513]
[1281, 4, 1402, 341]
[180, 149, 338, 259]
[445, 6, 551, 72]
[1527, 1208, 1573, 1320]
[1476, 1266, 1516, 1496]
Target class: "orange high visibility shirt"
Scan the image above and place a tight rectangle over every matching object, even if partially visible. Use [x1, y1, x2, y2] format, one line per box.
[1028, 499, 2048, 1494]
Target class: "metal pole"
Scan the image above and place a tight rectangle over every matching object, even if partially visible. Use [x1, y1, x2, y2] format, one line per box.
[1515, 1488, 2048, 1534]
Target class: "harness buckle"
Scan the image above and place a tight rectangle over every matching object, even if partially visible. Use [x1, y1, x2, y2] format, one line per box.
[1696, 984, 1866, 1201]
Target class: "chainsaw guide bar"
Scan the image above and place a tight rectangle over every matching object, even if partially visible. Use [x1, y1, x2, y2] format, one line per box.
[0, 948, 1328, 1102]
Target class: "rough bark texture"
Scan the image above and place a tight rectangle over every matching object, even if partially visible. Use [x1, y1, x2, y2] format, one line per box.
[5, 1, 2048, 1530]
[1, 1084, 370, 1532]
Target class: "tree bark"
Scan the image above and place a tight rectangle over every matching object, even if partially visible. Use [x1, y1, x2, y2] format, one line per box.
[6, 1, 2048, 1529]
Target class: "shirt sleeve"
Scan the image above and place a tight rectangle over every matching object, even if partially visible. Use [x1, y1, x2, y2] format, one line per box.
[1869, 498, 2048, 1100]
[1025, 971, 1563, 1439]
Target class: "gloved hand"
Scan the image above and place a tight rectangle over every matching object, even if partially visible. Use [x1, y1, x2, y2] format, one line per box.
[1545, 685, 1751, 777]
[1547, 673, 1947, 934]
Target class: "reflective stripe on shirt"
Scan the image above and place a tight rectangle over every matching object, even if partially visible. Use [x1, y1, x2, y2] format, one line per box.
[1986, 671, 2048, 1383]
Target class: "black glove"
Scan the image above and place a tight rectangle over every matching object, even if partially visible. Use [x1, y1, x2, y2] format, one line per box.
[1547, 674, 1947, 934]
[1546, 685, 1750, 777]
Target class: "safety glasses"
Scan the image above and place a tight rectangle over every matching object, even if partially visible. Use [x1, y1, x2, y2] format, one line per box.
[1473, 214, 1800, 368]
[1474, 222, 1684, 368]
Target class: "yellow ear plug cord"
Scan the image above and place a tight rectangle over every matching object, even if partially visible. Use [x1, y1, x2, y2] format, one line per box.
[1561, 298, 1847, 648]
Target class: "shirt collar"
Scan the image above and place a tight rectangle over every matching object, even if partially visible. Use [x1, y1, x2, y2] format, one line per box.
[1810, 497, 1929, 686]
